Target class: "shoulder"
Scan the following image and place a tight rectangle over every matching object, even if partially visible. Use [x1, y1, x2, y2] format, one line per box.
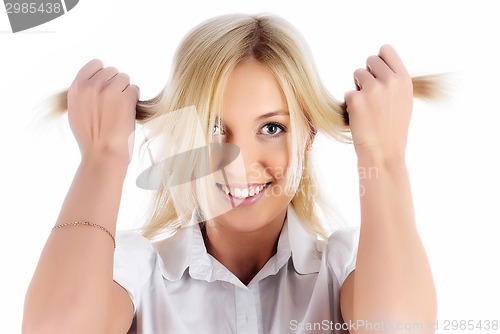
[326, 225, 360, 254]
[112, 231, 158, 316]
[115, 230, 155, 258]
[114, 231, 157, 285]
[325, 225, 360, 285]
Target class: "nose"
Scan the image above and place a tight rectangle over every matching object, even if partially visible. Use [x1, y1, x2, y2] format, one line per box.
[215, 136, 262, 184]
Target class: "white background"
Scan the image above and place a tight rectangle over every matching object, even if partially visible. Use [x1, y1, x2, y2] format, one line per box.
[1, 0, 499, 332]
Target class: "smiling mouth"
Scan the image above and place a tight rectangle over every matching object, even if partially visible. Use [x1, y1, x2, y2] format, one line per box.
[215, 182, 272, 199]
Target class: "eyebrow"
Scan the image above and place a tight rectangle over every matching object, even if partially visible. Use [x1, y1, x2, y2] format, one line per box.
[214, 110, 290, 124]
[255, 110, 290, 121]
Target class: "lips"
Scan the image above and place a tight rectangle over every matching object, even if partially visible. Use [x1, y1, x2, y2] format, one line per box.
[215, 182, 271, 199]
[214, 181, 272, 208]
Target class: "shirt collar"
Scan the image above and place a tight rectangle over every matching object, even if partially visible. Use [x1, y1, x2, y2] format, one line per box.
[287, 206, 325, 274]
[153, 205, 324, 282]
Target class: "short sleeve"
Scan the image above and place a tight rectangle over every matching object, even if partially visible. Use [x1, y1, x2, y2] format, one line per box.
[113, 230, 156, 315]
[326, 225, 360, 286]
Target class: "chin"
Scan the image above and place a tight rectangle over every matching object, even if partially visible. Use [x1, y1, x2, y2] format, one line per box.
[215, 198, 290, 233]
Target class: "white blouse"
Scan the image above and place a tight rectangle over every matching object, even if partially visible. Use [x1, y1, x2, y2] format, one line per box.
[113, 206, 360, 334]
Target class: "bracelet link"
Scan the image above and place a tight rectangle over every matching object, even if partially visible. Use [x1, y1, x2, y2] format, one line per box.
[52, 221, 116, 249]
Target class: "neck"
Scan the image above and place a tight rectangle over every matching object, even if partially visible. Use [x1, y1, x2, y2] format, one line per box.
[202, 209, 287, 285]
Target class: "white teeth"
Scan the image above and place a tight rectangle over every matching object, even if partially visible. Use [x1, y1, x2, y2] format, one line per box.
[221, 183, 269, 199]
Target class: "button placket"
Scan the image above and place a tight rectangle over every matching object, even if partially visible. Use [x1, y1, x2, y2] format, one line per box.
[234, 285, 259, 334]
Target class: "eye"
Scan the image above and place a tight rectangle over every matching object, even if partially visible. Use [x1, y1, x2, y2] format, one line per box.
[260, 122, 286, 136]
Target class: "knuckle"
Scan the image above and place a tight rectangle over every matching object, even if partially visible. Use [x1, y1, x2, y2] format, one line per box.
[127, 84, 140, 97]
[346, 92, 362, 108]
[379, 44, 393, 54]
[70, 77, 89, 94]
[98, 67, 119, 81]
[366, 55, 378, 65]
[105, 66, 119, 73]
[129, 84, 140, 92]
[128, 85, 141, 100]
[89, 58, 104, 68]
[344, 93, 353, 104]
[89, 78, 103, 91]
[354, 68, 365, 76]
[116, 72, 131, 82]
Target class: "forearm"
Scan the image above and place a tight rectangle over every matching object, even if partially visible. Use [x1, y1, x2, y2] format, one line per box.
[23, 155, 128, 333]
[353, 156, 437, 332]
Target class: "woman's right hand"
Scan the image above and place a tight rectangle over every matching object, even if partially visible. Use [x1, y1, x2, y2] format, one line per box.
[67, 59, 140, 165]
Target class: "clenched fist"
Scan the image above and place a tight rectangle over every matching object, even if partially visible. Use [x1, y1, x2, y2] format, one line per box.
[345, 44, 413, 164]
[67, 59, 140, 165]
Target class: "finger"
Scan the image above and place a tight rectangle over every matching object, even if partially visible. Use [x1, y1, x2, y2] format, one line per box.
[344, 89, 360, 110]
[124, 84, 141, 101]
[353, 68, 375, 90]
[89, 66, 119, 83]
[378, 44, 406, 74]
[344, 89, 355, 102]
[74, 59, 103, 82]
[366, 55, 393, 81]
[105, 72, 131, 92]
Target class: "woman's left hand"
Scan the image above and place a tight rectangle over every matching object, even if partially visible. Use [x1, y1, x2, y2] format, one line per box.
[345, 44, 413, 164]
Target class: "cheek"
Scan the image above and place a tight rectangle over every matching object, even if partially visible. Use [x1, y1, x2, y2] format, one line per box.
[260, 139, 290, 184]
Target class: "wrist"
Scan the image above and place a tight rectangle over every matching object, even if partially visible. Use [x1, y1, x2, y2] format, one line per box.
[357, 153, 407, 174]
[79, 153, 129, 177]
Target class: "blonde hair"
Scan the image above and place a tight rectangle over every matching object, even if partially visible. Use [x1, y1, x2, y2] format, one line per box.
[42, 13, 445, 240]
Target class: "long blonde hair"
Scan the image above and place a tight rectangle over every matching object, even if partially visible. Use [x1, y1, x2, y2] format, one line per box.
[43, 13, 445, 240]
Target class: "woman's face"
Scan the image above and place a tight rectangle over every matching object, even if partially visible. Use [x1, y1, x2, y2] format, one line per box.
[210, 58, 295, 232]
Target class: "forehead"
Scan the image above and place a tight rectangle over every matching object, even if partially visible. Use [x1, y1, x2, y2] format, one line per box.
[220, 59, 287, 120]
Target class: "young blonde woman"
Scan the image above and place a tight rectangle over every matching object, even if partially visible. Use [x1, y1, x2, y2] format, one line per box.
[23, 14, 441, 334]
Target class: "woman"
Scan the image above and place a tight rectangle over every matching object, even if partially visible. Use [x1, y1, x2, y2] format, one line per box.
[23, 14, 439, 333]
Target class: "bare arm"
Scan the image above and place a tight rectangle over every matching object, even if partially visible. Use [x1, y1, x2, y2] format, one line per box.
[341, 160, 436, 333]
[23, 59, 140, 334]
[23, 157, 133, 333]
[340, 45, 437, 333]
